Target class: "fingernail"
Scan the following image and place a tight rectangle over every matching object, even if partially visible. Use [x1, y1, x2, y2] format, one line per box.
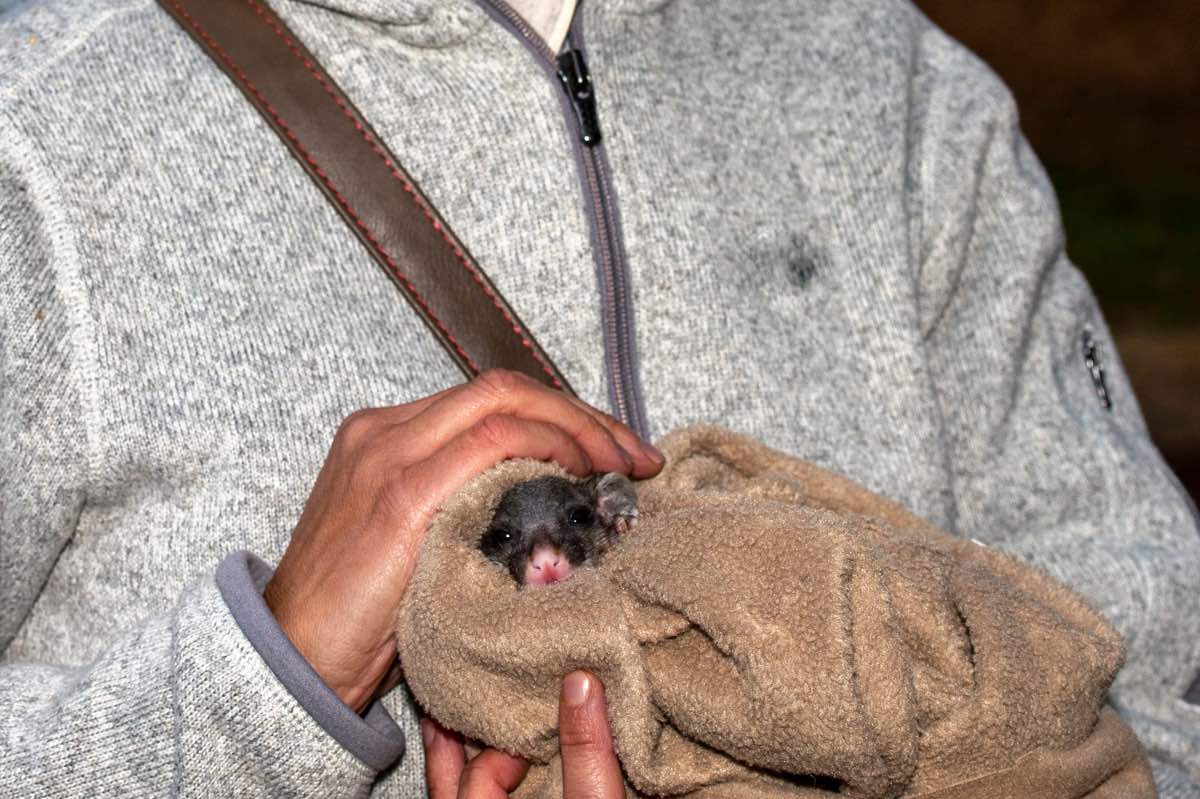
[420, 718, 437, 748]
[641, 441, 665, 465]
[562, 671, 592, 707]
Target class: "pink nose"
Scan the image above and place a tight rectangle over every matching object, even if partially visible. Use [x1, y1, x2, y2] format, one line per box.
[525, 545, 574, 587]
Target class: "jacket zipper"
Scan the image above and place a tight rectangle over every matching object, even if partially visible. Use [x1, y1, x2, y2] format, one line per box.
[474, 1, 651, 440]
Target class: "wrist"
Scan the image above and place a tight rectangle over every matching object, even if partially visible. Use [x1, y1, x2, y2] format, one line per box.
[214, 551, 407, 769]
[263, 577, 393, 713]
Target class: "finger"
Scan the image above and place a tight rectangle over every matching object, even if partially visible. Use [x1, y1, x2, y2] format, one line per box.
[559, 394, 664, 479]
[335, 376, 477, 437]
[458, 749, 530, 798]
[404, 415, 594, 518]
[559, 671, 625, 799]
[394, 370, 638, 474]
[380, 382, 463, 425]
[423, 718, 467, 799]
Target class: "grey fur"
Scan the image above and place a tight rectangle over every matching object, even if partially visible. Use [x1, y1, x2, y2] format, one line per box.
[481, 473, 638, 584]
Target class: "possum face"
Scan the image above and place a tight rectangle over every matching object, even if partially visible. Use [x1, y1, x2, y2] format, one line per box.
[480, 473, 638, 587]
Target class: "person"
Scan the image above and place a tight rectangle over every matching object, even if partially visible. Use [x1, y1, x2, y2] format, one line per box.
[1, 0, 1197, 796]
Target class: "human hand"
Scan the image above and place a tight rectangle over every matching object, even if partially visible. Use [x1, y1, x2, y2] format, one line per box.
[423, 670, 626, 798]
[262, 370, 663, 712]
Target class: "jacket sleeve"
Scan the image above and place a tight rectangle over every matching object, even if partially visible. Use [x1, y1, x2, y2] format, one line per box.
[910, 21, 1200, 787]
[0, 113, 409, 798]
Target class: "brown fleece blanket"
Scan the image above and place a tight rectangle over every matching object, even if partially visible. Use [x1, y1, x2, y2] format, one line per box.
[396, 426, 1155, 798]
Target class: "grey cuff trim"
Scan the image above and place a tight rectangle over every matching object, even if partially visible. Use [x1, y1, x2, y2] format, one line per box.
[215, 550, 406, 772]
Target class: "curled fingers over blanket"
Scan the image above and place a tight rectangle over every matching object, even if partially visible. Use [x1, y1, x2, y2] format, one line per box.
[397, 426, 1155, 798]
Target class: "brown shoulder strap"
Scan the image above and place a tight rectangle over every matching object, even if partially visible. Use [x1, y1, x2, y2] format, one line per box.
[157, 0, 574, 394]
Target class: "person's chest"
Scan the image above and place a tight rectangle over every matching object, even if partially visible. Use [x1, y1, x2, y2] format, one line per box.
[9, 0, 955, 664]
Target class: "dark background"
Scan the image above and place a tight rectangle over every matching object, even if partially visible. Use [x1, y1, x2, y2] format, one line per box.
[3, 0, 1196, 498]
[916, 0, 1199, 502]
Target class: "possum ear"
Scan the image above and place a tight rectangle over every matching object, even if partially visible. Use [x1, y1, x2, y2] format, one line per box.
[588, 472, 638, 535]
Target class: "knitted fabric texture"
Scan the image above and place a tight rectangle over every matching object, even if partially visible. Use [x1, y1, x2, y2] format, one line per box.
[398, 426, 1155, 798]
[5, 1, 1200, 794]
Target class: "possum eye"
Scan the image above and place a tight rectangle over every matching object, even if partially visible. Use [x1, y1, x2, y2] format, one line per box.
[567, 506, 594, 526]
[484, 527, 512, 546]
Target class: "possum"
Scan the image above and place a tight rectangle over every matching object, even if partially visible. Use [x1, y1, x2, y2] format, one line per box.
[479, 473, 638, 587]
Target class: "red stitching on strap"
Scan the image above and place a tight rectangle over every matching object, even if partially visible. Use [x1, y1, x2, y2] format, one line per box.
[166, 1, 481, 374]
[242, 0, 564, 389]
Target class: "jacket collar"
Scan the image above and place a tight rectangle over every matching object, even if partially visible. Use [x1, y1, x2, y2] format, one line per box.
[280, 0, 669, 26]
[281, 0, 480, 26]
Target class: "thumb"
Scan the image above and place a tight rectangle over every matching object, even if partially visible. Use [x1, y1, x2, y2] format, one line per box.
[559, 671, 625, 799]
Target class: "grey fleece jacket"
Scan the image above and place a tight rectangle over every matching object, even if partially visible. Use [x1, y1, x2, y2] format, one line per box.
[1, 0, 1198, 796]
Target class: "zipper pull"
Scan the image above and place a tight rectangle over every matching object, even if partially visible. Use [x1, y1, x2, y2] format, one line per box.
[556, 47, 603, 146]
